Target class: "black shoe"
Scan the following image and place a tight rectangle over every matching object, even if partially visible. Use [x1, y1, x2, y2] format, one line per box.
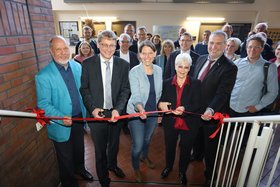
[179, 172, 187, 186]
[77, 169, 94, 181]
[109, 167, 126, 178]
[160, 167, 172, 179]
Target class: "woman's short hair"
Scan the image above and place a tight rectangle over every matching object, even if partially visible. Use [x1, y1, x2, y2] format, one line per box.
[175, 53, 192, 67]
[227, 37, 242, 50]
[138, 40, 156, 53]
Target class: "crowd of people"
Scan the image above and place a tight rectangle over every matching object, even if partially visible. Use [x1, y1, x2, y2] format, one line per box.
[35, 22, 280, 187]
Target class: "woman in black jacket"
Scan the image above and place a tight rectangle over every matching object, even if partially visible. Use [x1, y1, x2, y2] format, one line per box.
[158, 53, 202, 186]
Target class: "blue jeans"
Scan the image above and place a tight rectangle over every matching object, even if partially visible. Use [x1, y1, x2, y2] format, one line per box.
[128, 116, 157, 170]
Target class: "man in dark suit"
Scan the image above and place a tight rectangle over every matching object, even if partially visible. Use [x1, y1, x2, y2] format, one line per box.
[164, 32, 199, 79]
[192, 30, 237, 187]
[80, 30, 130, 187]
[114, 33, 139, 69]
[116, 23, 138, 53]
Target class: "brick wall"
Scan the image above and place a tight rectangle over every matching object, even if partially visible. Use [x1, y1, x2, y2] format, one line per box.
[0, 0, 58, 186]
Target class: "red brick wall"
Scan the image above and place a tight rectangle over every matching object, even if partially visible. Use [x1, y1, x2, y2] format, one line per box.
[0, 0, 59, 186]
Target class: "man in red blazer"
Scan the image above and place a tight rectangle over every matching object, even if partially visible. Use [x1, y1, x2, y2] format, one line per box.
[193, 30, 237, 187]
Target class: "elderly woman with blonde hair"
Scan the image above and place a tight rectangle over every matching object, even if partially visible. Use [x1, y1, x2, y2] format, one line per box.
[155, 39, 175, 74]
[158, 53, 201, 186]
[224, 37, 241, 61]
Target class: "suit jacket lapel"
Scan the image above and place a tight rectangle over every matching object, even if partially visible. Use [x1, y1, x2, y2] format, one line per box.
[194, 56, 207, 78]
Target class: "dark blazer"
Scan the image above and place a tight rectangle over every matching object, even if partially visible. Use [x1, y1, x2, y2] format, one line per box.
[114, 50, 139, 70]
[193, 54, 237, 113]
[80, 54, 130, 115]
[160, 76, 202, 128]
[163, 50, 200, 80]
[116, 39, 138, 54]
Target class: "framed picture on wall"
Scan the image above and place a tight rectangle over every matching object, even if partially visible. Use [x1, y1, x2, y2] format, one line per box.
[59, 21, 79, 46]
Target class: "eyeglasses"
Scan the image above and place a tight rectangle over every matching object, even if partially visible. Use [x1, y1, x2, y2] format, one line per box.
[247, 45, 262, 50]
[99, 43, 116, 49]
[120, 40, 130, 44]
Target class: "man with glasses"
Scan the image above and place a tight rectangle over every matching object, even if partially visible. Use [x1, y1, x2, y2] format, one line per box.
[230, 33, 278, 148]
[80, 30, 130, 187]
[164, 32, 199, 79]
[116, 23, 138, 53]
[115, 33, 139, 69]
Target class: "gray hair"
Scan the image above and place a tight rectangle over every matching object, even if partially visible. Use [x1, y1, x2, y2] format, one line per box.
[49, 35, 67, 48]
[246, 33, 266, 48]
[175, 53, 192, 67]
[136, 26, 147, 33]
[97, 30, 117, 43]
[119, 33, 131, 42]
[211, 30, 228, 43]
[227, 37, 242, 48]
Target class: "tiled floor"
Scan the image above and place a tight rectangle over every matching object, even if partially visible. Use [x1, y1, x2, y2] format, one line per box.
[79, 124, 280, 187]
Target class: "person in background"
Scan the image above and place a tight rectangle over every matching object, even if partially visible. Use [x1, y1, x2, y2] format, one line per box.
[137, 26, 148, 47]
[222, 24, 233, 38]
[75, 25, 98, 55]
[126, 40, 162, 183]
[195, 30, 211, 55]
[155, 39, 175, 74]
[255, 22, 273, 46]
[164, 32, 199, 79]
[114, 33, 140, 135]
[269, 41, 280, 112]
[116, 23, 138, 53]
[74, 41, 94, 64]
[224, 37, 242, 61]
[36, 36, 93, 187]
[133, 33, 138, 42]
[158, 53, 201, 186]
[240, 31, 256, 58]
[151, 34, 162, 55]
[193, 30, 237, 187]
[147, 33, 153, 40]
[115, 33, 139, 70]
[174, 27, 187, 50]
[80, 30, 130, 187]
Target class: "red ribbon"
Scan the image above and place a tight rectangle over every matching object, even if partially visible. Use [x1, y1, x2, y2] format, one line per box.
[209, 112, 230, 139]
[28, 108, 228, 138]
[30, 108, 50, 128]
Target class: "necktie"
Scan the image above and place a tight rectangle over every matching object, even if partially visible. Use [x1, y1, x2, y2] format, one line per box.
[105, 61, 113, 109]
[199, 59, 215, 81]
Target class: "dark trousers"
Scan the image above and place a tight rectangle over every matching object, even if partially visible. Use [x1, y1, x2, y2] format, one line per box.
[53, 115, 85, 187]
[191, 126, 204, 160]
[89, 121, 122, 187]
[163, 123, 199, 173]
[229, 109, 260, 147]
[202, 121, 219, 180]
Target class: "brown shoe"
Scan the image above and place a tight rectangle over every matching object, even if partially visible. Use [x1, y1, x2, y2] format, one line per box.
[140, 157, 155, 169]
[134, 170, 142, 182]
